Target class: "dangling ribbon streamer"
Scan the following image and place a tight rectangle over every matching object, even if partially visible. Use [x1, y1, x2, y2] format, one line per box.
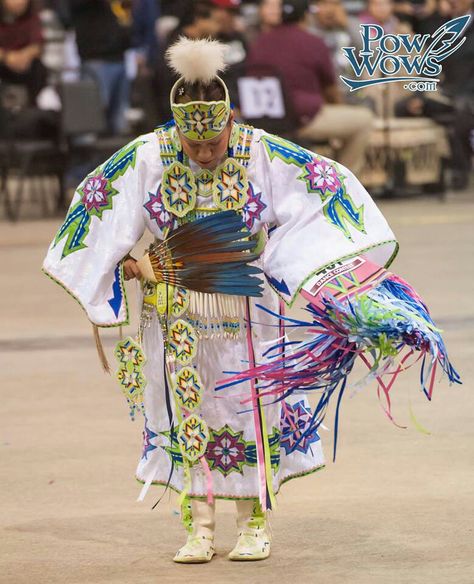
[149, 285, 177, 508]
[245, 298, 276, 511]
[200, 457, 214, 504]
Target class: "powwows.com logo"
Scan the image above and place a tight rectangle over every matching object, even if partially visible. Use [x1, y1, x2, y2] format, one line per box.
[340, 15, 471, 92]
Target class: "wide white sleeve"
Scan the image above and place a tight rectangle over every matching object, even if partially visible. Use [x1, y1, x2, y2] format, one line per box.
[258, 133, 398, 306]
[42, 136, 155, 327]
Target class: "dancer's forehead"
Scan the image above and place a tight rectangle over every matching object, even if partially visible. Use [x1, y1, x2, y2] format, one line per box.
[179, 131, 227, 147]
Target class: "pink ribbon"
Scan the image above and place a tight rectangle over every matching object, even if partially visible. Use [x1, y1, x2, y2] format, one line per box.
[245, 300, 268, 511]
[199, 457, 214, 504]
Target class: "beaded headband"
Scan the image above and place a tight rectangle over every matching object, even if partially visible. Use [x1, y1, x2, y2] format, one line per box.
[170, 76, 231, 142]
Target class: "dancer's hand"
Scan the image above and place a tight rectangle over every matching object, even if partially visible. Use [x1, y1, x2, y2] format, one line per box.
[123, 257, 142, 281]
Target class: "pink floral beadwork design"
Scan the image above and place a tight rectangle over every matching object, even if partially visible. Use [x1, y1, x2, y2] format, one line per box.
[242, 183, 267, 229]
[303, 158, 342, 198]
[206, 425, 247, 476]
[144, 187, 177, 232]
[81, 174, 112, 213]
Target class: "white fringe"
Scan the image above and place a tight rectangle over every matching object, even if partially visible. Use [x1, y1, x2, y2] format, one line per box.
[188, 291, 246, 339]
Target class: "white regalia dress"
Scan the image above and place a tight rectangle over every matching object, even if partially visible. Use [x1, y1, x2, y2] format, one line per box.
[43, 122, 397, 503]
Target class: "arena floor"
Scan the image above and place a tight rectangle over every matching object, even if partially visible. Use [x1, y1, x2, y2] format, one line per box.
[1, 193, 473, 584]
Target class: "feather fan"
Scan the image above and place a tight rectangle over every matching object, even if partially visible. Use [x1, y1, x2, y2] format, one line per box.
[137, 211, 263, 296]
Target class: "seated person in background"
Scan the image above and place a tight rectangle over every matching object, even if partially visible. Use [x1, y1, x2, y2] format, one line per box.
[131, 0, 161, 131]
[212, 0, 247, 63]
[391, 0, 437, 29]
[395, 0, 473, 189]
[211, 0, 248, 107]
[69, 0, 132, 136]
[352, 0, 413, 114]
[413, 0, 451, 34]
[0, 0, 59, 139]
[308, 0, 368, 103]
[359, 0, 411, 33]
[247, 0, 374, 174]
[0, 0, 46, 104]
[246, 0, 282, 43]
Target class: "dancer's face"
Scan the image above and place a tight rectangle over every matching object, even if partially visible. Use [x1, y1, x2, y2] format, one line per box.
[179, 117, 234, 171]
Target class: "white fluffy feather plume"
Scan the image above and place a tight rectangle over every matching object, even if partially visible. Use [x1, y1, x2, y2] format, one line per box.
[166, 37, 227, 84]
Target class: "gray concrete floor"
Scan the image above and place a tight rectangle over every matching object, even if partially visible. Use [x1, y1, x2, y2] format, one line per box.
[1, 193, 473, 584]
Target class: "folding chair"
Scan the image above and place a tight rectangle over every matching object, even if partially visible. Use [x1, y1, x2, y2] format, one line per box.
[58, 76, 135, 208]
[0, 83, 65, 221]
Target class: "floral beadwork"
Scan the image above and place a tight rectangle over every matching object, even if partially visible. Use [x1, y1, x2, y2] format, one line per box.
[213, 159, 249, 211]
[160, 424, 281, 473]
[168, 319, 198, 365]
[161, 162, 197, 218]
[144, 186, 177, 232]
[115, 336, 147, 420]
[178, 415, 210, 462]
[54, 139, 145, 258]
[206, 425, 281, 476]
[206, 425, 248, 476]
[302, 158, 342, 198]
[174, 366, 203, 412]
[280, 400, 320, 455]
[260, 133, 366, 241]
[80, 174, 112, 213]
[242, 184, 266, 229]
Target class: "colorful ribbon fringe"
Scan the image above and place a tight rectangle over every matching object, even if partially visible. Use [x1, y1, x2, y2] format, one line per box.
[217, 275, 461, 461]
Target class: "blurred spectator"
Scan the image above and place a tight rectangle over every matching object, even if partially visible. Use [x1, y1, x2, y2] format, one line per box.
[396, 0, 473, 189]
[359, 0, 409, 32]
[161, 0, 185, 17]
[0, 0, 60, 139]
[246, 0, 282, 43]
[130, 0, 160, 130]
[69, 0, 132, 135]
[392, 0, 436, 28]
[259, 0, 282, 30]
[212, 0, 247, 65]
[413, 0, 450, 34]
[132, 0, 160, 72]
[440, 0, 473, 100]
[247, 0, 374, 173]
[210, 0, 248, 106]
[166, 0, 221, 44]
[0, 0, 47, 103]
[308, 0, 364, 99]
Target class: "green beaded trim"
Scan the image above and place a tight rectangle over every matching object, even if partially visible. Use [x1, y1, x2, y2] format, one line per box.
[268, 240, 400, 308]
[41, 262, 129, 328]
[136, 463, 325, 501]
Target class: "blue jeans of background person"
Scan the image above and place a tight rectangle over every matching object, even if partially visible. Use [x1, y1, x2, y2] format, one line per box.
[82, 60, 129, 135]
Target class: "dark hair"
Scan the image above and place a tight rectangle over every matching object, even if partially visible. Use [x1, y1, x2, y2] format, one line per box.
[177, 0, 216, 29]
[175, 79, 226, 103]
[281, 0, 309, 23]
